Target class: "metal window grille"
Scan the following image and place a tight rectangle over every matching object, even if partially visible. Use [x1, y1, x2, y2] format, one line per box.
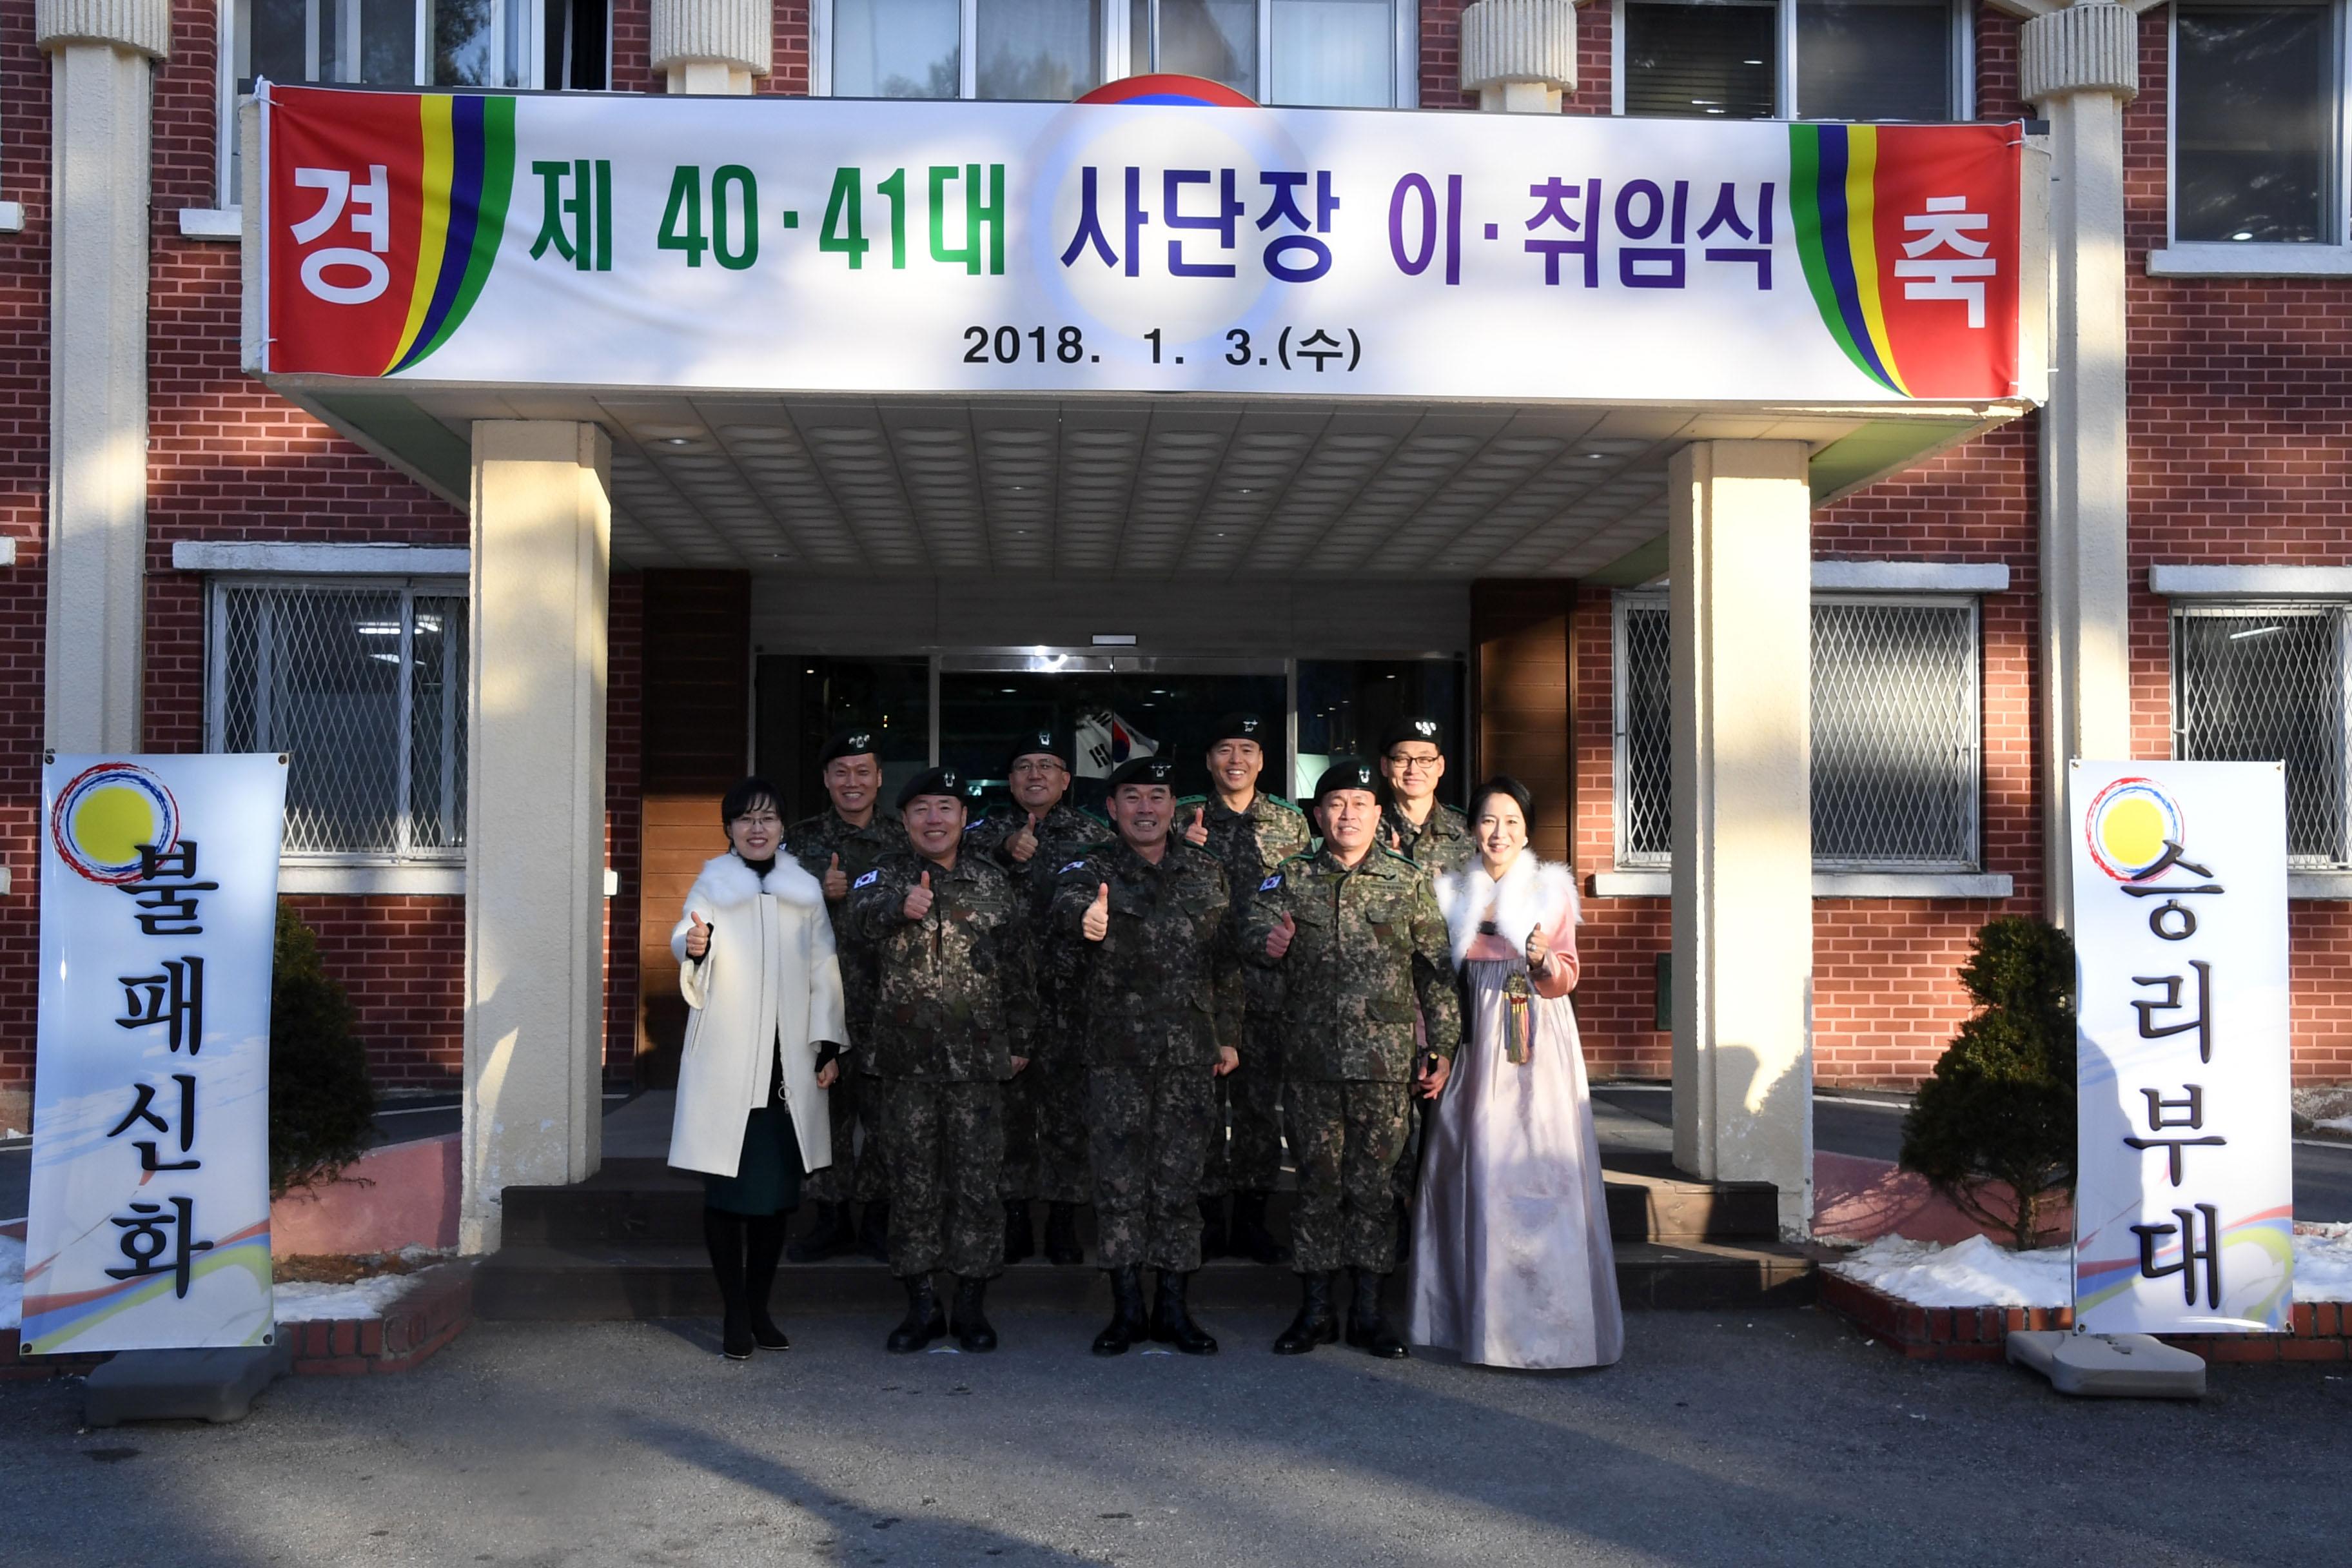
[2172, 603, 2348, 867]
[208, 579, 469, 861]
[1612, 591, 1983, 871]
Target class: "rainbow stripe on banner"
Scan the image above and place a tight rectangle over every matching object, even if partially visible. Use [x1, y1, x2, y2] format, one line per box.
[387, 94, 516, 374]
[1792, 123, 1907, 395]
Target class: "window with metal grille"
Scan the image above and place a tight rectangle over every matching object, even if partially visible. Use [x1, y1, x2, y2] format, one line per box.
[208, 580, 469, 861]
[2172, 603, 2348, 865]
[1613, 591, 1982, 870]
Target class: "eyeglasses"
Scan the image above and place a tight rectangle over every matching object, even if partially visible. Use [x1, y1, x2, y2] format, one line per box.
[1009, 759, 1067, 776]
[732, 812, 783, 828]
[1386, 752, 1442, 772]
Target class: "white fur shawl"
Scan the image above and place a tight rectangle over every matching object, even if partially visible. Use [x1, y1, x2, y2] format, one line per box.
[684, 850, 825, 911]
[1433, 854, 1580, 968]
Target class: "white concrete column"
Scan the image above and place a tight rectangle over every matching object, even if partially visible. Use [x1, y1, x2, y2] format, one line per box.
[462, 422, 612, 1254]
[1668, 440, 1814, 1237]
[37, 0, 170, 752]
[1460, 0, 1578, 112]
[651, 0, 771, 93]
[2024, 2, 2139, 926]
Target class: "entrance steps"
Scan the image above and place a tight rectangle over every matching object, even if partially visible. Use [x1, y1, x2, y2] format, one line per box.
[473, 1152, 1815, 1321]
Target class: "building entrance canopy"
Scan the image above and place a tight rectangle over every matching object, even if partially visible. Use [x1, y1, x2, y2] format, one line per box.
[243, 87, 2046, 580]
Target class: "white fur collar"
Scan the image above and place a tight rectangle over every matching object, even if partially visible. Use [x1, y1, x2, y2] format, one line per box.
[1434, 854, 1579, 967]
[689, 850, 824, 910]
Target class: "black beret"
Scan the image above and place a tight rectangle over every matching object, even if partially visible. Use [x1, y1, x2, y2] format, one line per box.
[896, 766, 967, 810]
[1311, 759, 1380, 803]
[1206, 712, 1271, 749]
[1007, 726, 1072, 772]
[1105, 756, 1178, 791]
[1378, 717, 1445, 756]
[819, 728, 881, 767]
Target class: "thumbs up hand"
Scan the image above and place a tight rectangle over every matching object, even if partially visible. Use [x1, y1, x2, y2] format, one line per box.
[685, 912, 710, 959]
[1265, 910, 1297, 959]
[1082, 883, 1112, 943]
[1008, 812, 1041, 863]
[1183, 805, 1210, 847]
[903, 869, 934, 921]
[822, 852, 848, 901]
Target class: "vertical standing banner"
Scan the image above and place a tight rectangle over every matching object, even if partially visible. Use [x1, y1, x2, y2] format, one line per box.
[20, 755, 289, 1354]
[2070, 761, 2293, 1335]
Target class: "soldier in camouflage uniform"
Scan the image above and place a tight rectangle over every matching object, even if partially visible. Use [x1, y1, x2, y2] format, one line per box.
[1052, 756, 1243, 1356]
[1246, 760, 1460, 1359]
[785, 729, 910, 1263]
[845, 767, 1039, 1355]
[1177, 712, 1310, 1264]
[965, 726, 1112, 1266]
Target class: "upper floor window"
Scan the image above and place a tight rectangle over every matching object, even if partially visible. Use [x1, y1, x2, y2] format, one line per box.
[819, 0, 1413, 106]
[2173, 603, 2349, 865]
[2171, 2, 2337, 245]
[1616, 0, 1969, 121]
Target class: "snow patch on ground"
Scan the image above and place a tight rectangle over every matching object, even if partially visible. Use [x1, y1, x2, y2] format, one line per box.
[272, 1273, 423, 1323]
[2320, 1115, 2352, 1137]
[1831, 1228, 2352, 1308]
[0, 1235, 23, 1331]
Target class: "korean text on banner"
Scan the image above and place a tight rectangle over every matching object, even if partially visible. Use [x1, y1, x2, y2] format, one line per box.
[2068, 761, 2293, 1335]
[21, 756, 290, 1354]
[259, 86, 2025, 405]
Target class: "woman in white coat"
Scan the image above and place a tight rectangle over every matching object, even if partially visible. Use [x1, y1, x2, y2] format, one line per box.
[671, 776, 848, 1359]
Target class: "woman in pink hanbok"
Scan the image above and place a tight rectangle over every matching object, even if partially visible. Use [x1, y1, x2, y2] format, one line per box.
[1407, 776, 1623, 1369]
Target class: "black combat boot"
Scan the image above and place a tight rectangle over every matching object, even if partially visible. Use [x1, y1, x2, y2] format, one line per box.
[858, 1200, 892, 1263]
[1229, 1190, 1288, 1266]
[744, 1211, 792, 1351]
[1345, 1268, 1409, 1360]
[1003, 1199, 1036, 1265]
[951, 1275, 999, 1353]
[1149, 1270, 1218, 1355]
[1092, 1265, 1148, 1356]
[1043, 1201, 1085, 1266]
[702, 1209, 755, 1361]
[885, 1273, 946, 1353]
[786, 1200, 852, 1263]
[1271, 1270, 1339, 1355]
[1199, 1195, 1230, 1259]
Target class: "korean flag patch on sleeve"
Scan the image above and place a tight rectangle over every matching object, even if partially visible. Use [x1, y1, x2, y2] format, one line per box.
[1260, 873, 1282, 892]
[1059, 860, 1088, 874]
[853, 870, 880, 889]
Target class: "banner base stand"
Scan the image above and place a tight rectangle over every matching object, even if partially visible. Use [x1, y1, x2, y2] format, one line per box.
[84, 1339, 295, 1428]
[2006, 1330, 2206, 1399]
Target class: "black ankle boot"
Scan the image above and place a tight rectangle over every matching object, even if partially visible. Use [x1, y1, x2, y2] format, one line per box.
[1346, 1268, 1408, 1360]
[1199, 1195, 1230, 1259]
[1150, 1270, 1218, 1355]
[744, 1213, 790, 1351]
[1043, 1201, 1084, 1266]
[702, 1209, 754, 1360]
[886, 1273, 945, 1353]
[786, 1200, 852, 1263]
[951, 1275, 998, 1353]
[1230, 1190, 1287, 1266]
[858, 1200, 892, 1264]
[1271, 1271, 1339, 1355]
[1092, 1265, 1148, 1356]
[1003, 1199, 1035, 1265]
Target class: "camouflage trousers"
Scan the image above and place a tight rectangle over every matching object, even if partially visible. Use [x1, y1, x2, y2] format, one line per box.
[999, 1042, 1093, 1206]
[874, 1076, 1004, 1280]
[1088, 1064, 1215, 1273]
[1285, 1079, 1412, 1276]
[1202, 1014, 1287, 1197]
[803, 1068, 889, 1206]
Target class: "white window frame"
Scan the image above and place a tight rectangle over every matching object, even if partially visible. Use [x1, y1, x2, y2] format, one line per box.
[812, 0, 1418, 107]
[2151, 0, 2352, 277]
[2170, 598, 2352, 867]
[204, 573, 471, 874]
[1609, 0, 1974, 121]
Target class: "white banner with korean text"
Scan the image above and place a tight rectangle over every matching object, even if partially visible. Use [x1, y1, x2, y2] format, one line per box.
[21, 755, 289, 1354]
[2070, 761, 2292, 1335]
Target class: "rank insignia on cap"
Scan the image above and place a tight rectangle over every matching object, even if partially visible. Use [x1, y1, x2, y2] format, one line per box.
[1259, 873, 1282, 891]
[849, 732, 872, 750]
[1240, 718, 1259, 734]
[942, 770, 961, 790]
[1414, 720, 1437, 739]
[1357, 765, 1374, 786]
[1035, 730, 1054, 748]
[853, 869, 879, 888]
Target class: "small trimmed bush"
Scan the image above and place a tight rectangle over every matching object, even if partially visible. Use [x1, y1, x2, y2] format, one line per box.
[1899, 916, 2076, 1250]
[270, 906, 377, 1197]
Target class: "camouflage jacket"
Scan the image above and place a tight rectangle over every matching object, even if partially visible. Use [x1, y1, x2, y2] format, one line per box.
[1244, 846, 1462, 1083]
[1382, 801, 1475, 879]
[965, 801, 1114, 1000]
[787, 807, 908, 1037]
[1049, 838, 1244, 1070]
[1175, 790, 1311, 1015]
[844, 850, 1038, 1081]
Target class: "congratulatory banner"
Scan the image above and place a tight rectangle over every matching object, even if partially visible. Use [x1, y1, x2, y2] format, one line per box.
[260, 85, 2024, 404]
